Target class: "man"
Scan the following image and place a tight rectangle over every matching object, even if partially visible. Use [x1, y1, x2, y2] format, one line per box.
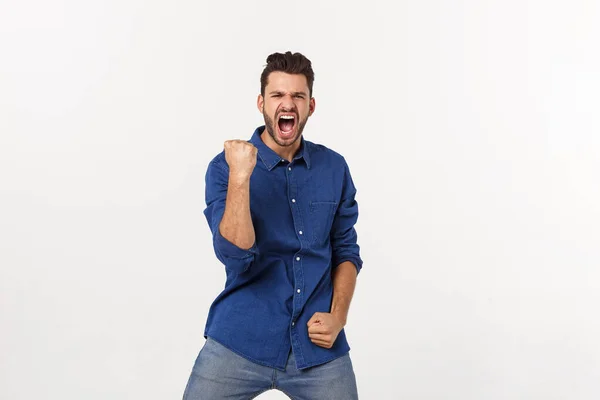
[183, 51, 363, 400]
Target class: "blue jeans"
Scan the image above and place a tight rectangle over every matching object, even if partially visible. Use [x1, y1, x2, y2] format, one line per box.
[182, 337, 359, 400]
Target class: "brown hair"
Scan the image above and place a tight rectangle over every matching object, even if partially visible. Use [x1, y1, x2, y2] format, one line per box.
[260, 51, 315, 97]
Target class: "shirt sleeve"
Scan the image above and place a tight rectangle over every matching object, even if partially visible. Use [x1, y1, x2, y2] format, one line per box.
[330, 157, 363, 274]
[203, 159, 258, 274]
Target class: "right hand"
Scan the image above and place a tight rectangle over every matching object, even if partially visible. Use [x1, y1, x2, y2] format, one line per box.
[223, 140, 258, 180]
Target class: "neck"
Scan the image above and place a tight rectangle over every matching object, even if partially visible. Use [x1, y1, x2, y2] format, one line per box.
[260, 130, 302, 162]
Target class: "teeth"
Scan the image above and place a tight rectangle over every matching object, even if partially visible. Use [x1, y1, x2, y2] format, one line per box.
[280, 115, 295, 120]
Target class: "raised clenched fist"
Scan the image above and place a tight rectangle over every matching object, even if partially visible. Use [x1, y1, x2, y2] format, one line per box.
[223, 140, 258, 180]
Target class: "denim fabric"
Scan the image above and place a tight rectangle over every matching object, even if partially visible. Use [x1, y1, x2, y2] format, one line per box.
[182, 337, 359, 400]
[202, 125, 363, 371]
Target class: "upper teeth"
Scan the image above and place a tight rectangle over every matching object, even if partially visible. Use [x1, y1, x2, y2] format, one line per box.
[280, 115, 294, 119]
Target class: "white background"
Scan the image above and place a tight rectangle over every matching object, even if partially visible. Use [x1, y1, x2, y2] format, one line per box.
[1, 1, 599, 399]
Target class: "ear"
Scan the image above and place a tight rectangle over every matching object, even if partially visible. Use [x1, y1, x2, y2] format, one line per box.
[257, 94, 264, 113]
[309, 97, 316, 116]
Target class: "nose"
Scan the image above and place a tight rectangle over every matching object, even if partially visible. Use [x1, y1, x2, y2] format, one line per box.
[281, 94, 296, 109]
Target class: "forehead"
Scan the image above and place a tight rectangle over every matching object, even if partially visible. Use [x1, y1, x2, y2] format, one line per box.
[265, 71, 309, 94]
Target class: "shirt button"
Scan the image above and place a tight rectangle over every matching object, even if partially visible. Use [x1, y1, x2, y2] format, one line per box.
[292, 321, 295, 326]
[299, 231, 303, 235]
[296, 257, 300, 261]
[292, 199, 296, 203]
[297, 289, 301, 293]
[288, 167, 292, 171]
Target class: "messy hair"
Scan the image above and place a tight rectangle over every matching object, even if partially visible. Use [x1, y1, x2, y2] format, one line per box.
[260, 51, 315, 97]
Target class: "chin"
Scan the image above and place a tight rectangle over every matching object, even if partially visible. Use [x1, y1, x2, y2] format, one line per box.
[276, 129, 300, 146]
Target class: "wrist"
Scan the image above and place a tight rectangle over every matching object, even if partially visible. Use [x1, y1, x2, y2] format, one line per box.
[331, 310, 347, 327]
[229, 170, 251, 185]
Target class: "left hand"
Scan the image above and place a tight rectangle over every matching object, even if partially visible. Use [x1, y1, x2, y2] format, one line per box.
[307, 312, 344, 349]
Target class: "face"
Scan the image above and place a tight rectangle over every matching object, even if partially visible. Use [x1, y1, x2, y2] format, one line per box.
[257, 71, 315, 148]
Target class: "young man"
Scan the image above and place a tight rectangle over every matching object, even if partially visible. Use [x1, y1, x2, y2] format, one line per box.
[183, 51, 363, 400]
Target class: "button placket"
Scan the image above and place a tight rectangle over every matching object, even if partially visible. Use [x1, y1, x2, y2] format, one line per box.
[287, 161, 305, 325]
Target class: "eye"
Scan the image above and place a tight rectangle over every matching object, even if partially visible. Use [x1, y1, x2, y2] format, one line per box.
[272, 94, 282, 98]
[295, 95, 304, 99]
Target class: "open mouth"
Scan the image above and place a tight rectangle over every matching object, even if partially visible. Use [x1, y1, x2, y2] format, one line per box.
[277, 114, 296, 137]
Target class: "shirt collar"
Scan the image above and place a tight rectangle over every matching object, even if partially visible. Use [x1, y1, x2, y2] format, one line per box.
[250, 125, 311, 171]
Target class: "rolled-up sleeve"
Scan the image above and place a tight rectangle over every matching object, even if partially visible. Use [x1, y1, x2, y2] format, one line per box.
[330, 158, 363, 274]
[203, 159, 257, 274]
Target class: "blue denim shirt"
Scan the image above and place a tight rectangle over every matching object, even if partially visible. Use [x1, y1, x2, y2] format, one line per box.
[202, 125, 363, 370]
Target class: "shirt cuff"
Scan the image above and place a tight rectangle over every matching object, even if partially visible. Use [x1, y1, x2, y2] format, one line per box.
[214, 227, 258, 260]
[333, 256, 363, 275]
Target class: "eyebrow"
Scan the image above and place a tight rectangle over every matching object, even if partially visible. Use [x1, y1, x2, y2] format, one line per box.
[269, 91, 308, 97]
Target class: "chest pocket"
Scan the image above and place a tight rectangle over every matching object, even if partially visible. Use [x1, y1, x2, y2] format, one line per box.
[309, 201, 338, 246]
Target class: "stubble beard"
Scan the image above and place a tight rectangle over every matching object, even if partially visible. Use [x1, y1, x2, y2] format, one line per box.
[263, 107, 309, 147]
